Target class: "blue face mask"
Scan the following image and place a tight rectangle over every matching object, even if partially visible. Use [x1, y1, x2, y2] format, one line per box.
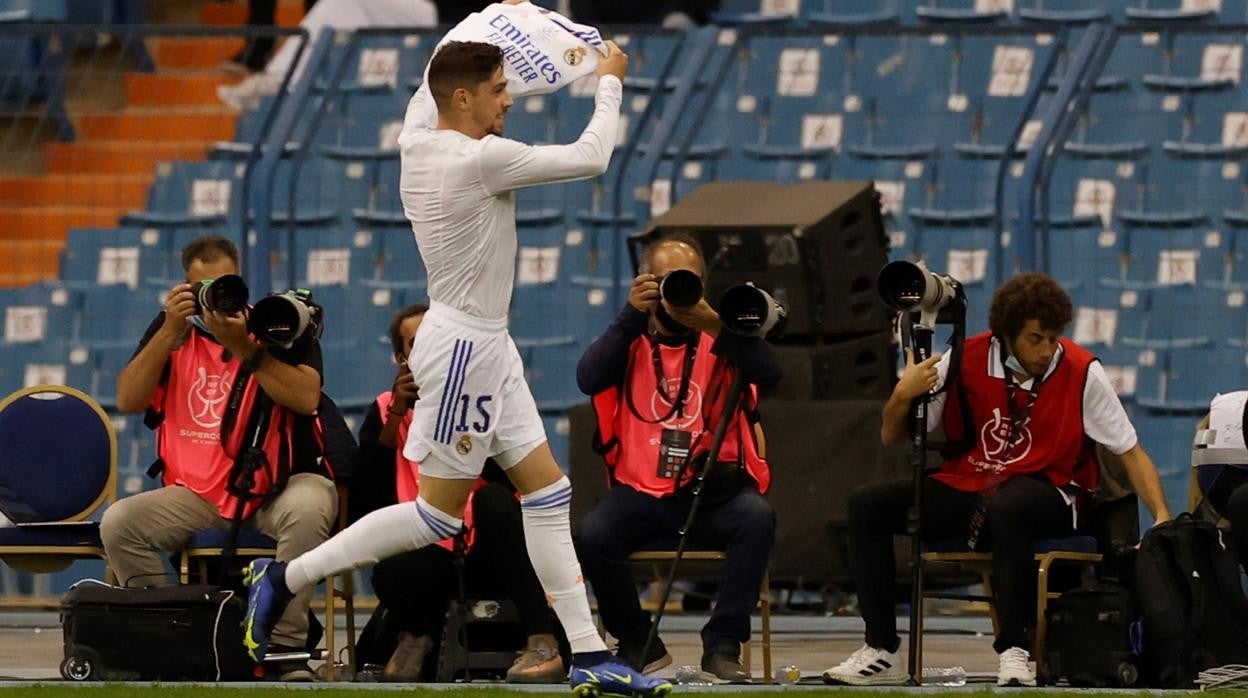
[1004, 353, 1027, 376]
[187, 315, 213, 337]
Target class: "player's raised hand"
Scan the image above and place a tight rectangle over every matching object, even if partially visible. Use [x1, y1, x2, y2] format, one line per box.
[596, 40, 628, 81]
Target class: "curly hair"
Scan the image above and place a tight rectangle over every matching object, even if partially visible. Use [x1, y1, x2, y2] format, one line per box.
[988, 272, 1073, 340]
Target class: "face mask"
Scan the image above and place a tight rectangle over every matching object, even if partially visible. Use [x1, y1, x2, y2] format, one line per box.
[188, 315, 213, 337]
[1004, 353, 1027, 376]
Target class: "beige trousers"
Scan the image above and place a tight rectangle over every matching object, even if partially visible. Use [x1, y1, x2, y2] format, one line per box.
[100, 473, 337, 648]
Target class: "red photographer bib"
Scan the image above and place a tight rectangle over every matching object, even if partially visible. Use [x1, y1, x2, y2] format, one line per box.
[937, 332, 1098, 493]
[591, 332, 769, 498]
[151, 330, 293, 519]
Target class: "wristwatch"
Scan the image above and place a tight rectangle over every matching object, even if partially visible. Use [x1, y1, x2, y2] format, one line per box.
[242, 345, 266, 373]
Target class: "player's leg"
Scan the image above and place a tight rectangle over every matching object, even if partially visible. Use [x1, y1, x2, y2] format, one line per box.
[244, 308, 485, 661]
[242, 480, 473, 661]
[501, 438, 672, 696]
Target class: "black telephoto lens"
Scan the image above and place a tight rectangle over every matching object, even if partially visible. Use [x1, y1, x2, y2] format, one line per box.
[659, 269, 703, 308]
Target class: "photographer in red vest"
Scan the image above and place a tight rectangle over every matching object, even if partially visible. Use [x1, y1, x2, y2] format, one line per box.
[823, 272, 1171, 688]
[101, 235, 336, 681]
[350, 304, 565, 683]
[575, 234, 781, 683]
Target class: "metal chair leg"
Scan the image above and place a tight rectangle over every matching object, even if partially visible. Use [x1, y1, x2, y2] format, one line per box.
[325, 577, 336, 682]
[760, 571, 772, 685]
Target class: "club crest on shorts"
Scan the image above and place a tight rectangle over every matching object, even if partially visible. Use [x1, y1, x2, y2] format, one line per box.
[564, 47, 587, 67]
[456, 434, 473, 456]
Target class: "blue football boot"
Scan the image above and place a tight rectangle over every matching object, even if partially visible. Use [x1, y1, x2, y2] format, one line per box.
[242, 558, 292, 663]
[569, 657, 674, 697]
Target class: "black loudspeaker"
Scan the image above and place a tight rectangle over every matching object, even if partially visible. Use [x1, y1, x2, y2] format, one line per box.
[768, 333, 897, 401]
[632, 181, 890, 339]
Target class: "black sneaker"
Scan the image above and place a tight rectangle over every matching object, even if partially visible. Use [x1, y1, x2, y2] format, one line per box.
[616, 638, 673, 675]
[700, 652, 751, 684]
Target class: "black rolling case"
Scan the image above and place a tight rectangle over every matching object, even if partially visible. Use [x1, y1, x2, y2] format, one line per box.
[59, 582, 257, 681]
[1045, 582, 1142, 687]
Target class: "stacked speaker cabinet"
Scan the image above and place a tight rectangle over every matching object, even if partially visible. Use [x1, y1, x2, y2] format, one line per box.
[631, 180, 896, 400]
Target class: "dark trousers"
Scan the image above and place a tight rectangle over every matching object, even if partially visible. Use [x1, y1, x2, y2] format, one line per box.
[238, 0, 318, 71]
[849, 475, 1075, 654]
[576, 484, 775, 658]
[1198, 465, 1248, 566]
[370, 483, 554, 639]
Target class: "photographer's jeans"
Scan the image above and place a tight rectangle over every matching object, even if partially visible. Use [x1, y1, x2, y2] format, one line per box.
[576, 484, 775, 658]
[100, 473, 337, 649]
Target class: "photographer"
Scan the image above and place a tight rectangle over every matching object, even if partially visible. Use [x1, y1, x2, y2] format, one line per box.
[101, 235, 336, 681]
[823, 272, 1170, 688]
[574, 234, 781, 683]
[1194, 394, 1248, 567]
[350, 304, 565, 683]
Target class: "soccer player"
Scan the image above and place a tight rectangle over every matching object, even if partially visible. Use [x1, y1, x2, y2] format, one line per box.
[242, 35, 672, 696]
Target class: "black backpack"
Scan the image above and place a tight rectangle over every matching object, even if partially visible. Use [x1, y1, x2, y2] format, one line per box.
[1134, 513, 1248, 687]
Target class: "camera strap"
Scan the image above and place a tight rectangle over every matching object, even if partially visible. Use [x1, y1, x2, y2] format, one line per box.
[624, 335, 698, 425]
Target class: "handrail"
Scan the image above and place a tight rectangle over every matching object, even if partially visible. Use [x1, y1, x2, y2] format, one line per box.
[247, 28, 335, 292]
[606, 28, 688, 312]
[1015, 22, 1109, 273]
[989, 26, 1068, 286]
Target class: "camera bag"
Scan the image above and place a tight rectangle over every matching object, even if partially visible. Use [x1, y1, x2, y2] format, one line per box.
[59, 582, 256, 681]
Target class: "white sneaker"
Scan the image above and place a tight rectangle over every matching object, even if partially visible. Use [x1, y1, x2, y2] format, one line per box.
[216, 74, 280, 111]
[997, 647, 1037, 687]
[822, 644, 906, 686]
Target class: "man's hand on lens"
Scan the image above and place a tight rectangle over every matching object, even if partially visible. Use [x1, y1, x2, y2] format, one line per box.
[897, 348, 942, 400]
[160, 283, 196, 337]
[202, 309, 253, 359]
[662, 298, 722, 335]
[392, 364, 419, 412]
[629, 273, 660, 313]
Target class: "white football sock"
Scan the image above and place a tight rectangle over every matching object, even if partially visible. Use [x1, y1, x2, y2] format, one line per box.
[520, 476, 608, 654]
[285, 497, 460, 593]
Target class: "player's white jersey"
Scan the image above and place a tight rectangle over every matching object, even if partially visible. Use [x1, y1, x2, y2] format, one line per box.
[397, 75, 623, 321]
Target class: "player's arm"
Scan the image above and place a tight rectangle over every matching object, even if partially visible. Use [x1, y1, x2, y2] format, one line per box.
[479, 42, 628, 193]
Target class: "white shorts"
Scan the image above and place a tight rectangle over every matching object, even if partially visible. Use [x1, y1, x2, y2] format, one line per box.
[402, 301, 547, 479]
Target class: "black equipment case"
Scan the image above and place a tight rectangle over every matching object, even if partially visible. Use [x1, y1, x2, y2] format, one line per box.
[59, 582, 257, 681]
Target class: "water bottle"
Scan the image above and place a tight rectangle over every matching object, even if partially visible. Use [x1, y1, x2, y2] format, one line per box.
[773, 665, 801, 684]
[674, 665, 711, 685]
[922, 666, 967, 686]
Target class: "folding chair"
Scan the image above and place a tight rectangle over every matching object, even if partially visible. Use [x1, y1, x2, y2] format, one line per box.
[0, 385, 117, 605]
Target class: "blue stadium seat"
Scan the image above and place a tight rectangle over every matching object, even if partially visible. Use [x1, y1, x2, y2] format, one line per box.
[285, 226, 373, 290]
[1151, 345, 1248, 412]
[1117, 214, 1224, 287]
[76, 284, 158, 349]
[123, 161, 244, 227]
[0, 284, 74, 350]
[358, 217, 426, 292]
[542, 411, 572, 471]
[523, 344, 584, 411]
[61, 226, 170, 289]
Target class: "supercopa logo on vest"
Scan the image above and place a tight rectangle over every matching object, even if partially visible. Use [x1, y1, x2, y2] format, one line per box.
[188, 366, 232, 430]
[971, 407, 1033, 473]
[649, 378, 703, 431]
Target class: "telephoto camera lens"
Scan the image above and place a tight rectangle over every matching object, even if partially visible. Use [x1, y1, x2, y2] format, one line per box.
[197, 274, 249, 315]
[249, 291, 320, 348]
[659, 269, 703, 308]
